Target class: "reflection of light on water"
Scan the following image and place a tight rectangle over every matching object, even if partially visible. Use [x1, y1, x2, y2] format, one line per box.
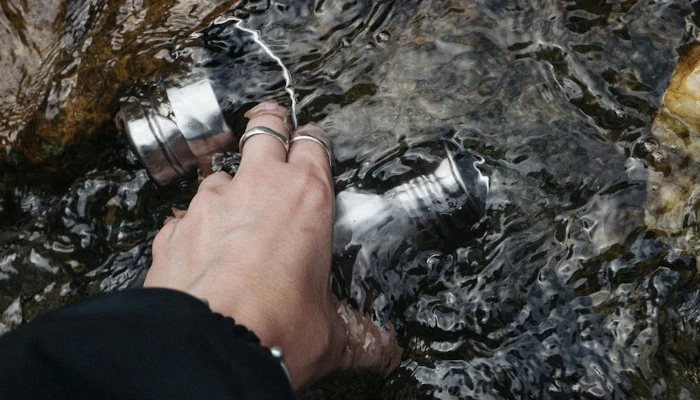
[2, 0, 697, 397]
[211, 15, 299, 129]
[445, 142, 489, 197]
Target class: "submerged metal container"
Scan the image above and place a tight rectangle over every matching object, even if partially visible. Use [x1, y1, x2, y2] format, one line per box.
[120, 79, 234, 186]
[333, 146, 489, 255]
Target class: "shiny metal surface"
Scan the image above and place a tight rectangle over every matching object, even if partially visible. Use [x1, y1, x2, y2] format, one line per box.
[290, 134, 332, 166]
[120, 99, 198, 186]
[167, 80, 234, 164]
[334, 147, 488, 255]
[239, 126, 290, 153]
[120, 79, 234, 186]
[385, 148, 487, 219]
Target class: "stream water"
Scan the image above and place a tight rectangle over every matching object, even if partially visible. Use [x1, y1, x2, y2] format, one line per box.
[2, 0, 700, 398]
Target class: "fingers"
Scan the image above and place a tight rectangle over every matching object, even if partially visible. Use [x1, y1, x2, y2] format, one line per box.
[335, 302, 403, 377]
[239, 102, 292, 168]
[287, 124, 333, 177]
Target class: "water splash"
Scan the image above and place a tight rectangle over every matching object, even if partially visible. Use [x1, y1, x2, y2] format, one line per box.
[212, 15, 299, 129]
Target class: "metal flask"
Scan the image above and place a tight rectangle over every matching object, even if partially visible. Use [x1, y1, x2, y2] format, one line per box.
[331, 147, 489, 309]
[333, 147, 489, 254]
[119, 79, 234, 186]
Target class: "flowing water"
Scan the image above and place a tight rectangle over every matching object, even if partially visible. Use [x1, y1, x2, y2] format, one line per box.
[2, 0, 700, 398]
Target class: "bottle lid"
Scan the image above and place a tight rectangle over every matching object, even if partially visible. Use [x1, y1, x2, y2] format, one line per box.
[120, 79, 234, 186]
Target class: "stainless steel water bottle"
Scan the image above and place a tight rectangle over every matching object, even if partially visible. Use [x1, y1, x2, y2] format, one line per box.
[333, 146, 488, 253]
[332, 146, 489, 310]
[119, 79, 235, 186]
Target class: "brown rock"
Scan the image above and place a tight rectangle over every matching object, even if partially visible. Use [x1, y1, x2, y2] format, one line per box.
[663, 45, 700, 134]
[0, 0, 238, 163]
[645, 43, 700, 254]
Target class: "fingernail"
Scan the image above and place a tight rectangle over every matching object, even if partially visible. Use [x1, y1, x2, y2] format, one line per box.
[245, 101, 289, 122]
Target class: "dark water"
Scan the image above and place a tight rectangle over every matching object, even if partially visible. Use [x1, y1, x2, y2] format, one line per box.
[2, 0, 700, 398]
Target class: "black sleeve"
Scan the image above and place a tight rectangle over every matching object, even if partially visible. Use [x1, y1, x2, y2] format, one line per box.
[0, 288, 295, 400]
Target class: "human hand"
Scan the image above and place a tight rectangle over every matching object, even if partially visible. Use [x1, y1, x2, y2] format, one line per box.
[144, 102, 402, 390]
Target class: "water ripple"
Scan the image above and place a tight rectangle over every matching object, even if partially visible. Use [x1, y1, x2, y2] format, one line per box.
[1, 0, 700, 398]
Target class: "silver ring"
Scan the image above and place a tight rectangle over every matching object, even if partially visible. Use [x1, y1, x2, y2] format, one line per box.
[291, 134, 333, 166]
[239, 126, 289, 153]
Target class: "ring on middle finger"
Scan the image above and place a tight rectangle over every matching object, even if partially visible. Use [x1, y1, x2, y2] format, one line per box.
[239, 126, 290, 153]
[290, 134, 333, 166]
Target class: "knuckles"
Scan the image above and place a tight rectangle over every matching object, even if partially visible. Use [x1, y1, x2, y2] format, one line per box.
[237, 161, 333, 200]
[289, 166, 334, 210]
[178, 159, 334, 225]
[197, 171, 230, 192]
[151, 222, 175, 259]
[187, 188, 225, 217]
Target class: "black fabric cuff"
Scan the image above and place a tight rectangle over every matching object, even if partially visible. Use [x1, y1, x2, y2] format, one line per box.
[0, 288, 295, 400]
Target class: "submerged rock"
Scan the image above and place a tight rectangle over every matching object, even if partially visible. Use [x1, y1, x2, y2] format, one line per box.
[645, 43, 700, 251]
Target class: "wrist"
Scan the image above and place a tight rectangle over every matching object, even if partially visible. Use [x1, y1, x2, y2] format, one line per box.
[183, 287, 349, 390]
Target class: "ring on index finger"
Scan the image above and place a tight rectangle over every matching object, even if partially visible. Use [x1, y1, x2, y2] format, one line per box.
[239, 126, 290, 154]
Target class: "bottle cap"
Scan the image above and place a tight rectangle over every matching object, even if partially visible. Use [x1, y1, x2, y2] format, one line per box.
[120, 79, 234, 186]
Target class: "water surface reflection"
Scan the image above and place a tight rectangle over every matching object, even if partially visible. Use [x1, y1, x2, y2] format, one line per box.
[2, 0, 700, 398]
